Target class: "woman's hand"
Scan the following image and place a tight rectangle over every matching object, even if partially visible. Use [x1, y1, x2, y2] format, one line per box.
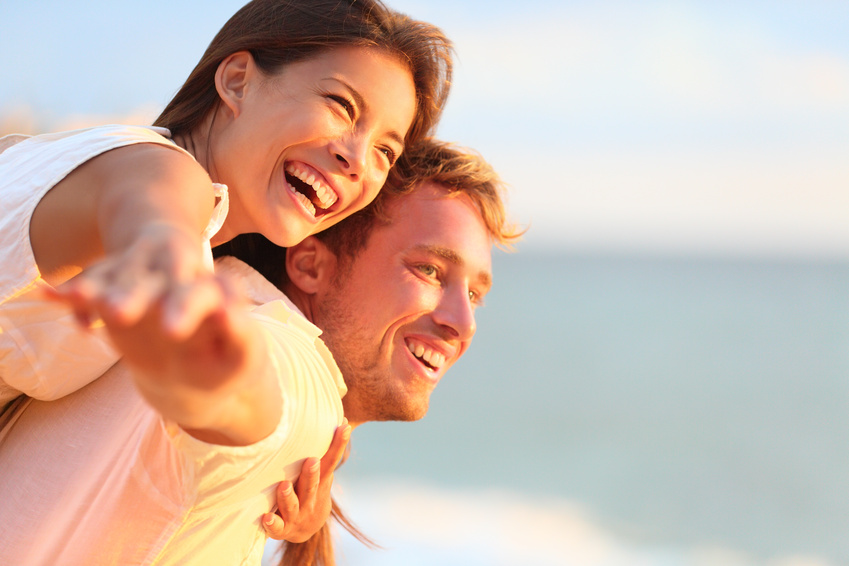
[99, 272, 285, 446]
[263, 420, 352, 542]
[50, 222, 213, 339]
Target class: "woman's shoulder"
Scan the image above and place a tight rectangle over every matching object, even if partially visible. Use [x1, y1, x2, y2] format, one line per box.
[6, 124, 173, 149]
[0, 134, 32, 155]
[0, 124, 189, 172]
[61, 125, 211, 192]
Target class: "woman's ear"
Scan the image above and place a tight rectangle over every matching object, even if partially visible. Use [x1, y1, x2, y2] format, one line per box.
[215, 51, 255, 118]
[285, 237, 337, 295]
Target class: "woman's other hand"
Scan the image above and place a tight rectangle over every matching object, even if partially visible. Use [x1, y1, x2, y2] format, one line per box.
[263, 420, 351, 542]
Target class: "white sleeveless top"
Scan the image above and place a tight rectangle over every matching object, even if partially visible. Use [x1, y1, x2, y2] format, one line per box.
[0, 125, 229, 406]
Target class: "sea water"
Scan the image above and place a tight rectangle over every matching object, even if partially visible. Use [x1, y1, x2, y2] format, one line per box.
[266, 251, 849, 565]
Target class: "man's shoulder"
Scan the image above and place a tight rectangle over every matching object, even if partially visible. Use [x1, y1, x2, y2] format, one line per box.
[214, 255, 290, 307]
[214, 255, 347, 397]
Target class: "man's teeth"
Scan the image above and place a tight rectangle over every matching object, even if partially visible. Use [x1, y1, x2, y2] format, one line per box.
[285, 164, 338, 209]
[407, 340, 445, 369]
[288, 182, 316, 216]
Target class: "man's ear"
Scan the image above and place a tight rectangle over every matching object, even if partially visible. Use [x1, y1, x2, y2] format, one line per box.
[215, 51, 255, 118]
[285, 237, 337, 295]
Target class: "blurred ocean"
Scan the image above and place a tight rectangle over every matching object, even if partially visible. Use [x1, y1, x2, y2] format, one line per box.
[267, 250, 849, 566]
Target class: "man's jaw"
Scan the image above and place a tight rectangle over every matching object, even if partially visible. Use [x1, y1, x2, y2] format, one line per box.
[340, 342, 442, 426]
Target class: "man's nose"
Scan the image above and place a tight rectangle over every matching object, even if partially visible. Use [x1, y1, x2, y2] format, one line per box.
[432, 285, 477, 342]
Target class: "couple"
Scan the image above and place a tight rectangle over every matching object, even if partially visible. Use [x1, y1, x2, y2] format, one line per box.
[0, 138, 519, 564]
[0, 0, 519, 563]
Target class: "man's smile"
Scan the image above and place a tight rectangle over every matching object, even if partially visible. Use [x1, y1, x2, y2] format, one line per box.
[405, 337, 447, 371]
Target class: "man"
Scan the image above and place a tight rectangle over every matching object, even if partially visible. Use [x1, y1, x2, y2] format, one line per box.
[0, 139, 520, 565]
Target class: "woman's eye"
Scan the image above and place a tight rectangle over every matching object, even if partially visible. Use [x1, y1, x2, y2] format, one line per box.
[328, 95, 355, 120]
[379, 146, 397, 166]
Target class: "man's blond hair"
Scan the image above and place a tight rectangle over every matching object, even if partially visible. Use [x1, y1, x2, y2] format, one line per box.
[317, 138, 524, 260]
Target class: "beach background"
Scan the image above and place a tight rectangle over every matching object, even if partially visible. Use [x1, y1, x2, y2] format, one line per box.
[2, 1, 848, 564]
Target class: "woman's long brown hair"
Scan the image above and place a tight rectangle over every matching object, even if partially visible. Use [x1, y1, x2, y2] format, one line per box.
[154, 0, 453, 149]
[274, 497, 378, 566]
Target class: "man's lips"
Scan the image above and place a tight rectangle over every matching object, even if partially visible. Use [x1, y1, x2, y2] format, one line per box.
[405, 337, 450, 371]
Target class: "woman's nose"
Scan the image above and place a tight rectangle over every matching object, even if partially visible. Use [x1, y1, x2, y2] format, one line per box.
[333, 137, 367, 181]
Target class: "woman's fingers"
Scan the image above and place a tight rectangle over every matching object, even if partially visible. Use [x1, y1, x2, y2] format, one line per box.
[49, 221, 209, 331]
[320, 420, 351, 478]
[263, 422, 351, 543]
[97, 256, 170, 325]
[50, 262, 123, 327]
[264, 459, 320, 543]
[159, 276, 229, 339]
[261, 511, 287, 538]
[275, 481, 298, 520]
[295, 458, 322, 511]
[262, 481, 297, 540]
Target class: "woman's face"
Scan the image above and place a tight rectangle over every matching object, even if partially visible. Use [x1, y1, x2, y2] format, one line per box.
[212, 46, 417, 247]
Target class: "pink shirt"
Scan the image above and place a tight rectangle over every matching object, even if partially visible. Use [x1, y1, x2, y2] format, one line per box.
[0, 258, 346, 565]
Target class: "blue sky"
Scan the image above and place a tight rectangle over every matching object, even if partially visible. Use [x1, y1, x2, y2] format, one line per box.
[2, 0, 848, 256]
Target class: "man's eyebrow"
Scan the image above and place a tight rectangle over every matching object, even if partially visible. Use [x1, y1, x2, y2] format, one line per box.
[327, 77, 406, 149]
[413, 244, 492, 288]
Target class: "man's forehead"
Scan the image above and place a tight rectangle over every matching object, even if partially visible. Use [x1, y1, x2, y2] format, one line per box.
[380, 183, 493, 276]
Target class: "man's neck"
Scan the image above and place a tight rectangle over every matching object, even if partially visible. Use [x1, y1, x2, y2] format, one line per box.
[281, 285, 316, 324]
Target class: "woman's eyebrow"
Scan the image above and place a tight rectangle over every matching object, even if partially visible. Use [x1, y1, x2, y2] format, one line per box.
[324, 77, 406, 148]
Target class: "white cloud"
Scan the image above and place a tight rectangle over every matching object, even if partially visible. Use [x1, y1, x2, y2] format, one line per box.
[755, 51, 849, 110]
[448, 3, 849, 119]
[494, 145, 849, 258]
[428, 3, 849, 257]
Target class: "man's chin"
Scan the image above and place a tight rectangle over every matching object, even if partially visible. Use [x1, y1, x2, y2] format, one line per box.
[370, 401, 430, 423]
[398, 391, 431, 421]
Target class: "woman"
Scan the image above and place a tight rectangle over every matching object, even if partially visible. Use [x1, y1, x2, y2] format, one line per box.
[0, 0, 451, 405]
[0, 0, 452, 557]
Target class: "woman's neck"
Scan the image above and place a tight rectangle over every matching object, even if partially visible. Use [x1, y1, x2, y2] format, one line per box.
[173, 131, 204, 167]
[173, 109, 218, 177]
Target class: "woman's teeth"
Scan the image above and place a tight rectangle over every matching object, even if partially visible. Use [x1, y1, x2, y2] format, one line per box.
[285, 163, 338, 210]
[288, 184, 316, 215]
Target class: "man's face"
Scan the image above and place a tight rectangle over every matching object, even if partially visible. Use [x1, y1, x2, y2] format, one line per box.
[313, 182, 493, 425]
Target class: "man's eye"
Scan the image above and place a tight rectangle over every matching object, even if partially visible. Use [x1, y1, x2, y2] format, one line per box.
[468, 289, 486, 307]
[417, 264, 438, 278]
